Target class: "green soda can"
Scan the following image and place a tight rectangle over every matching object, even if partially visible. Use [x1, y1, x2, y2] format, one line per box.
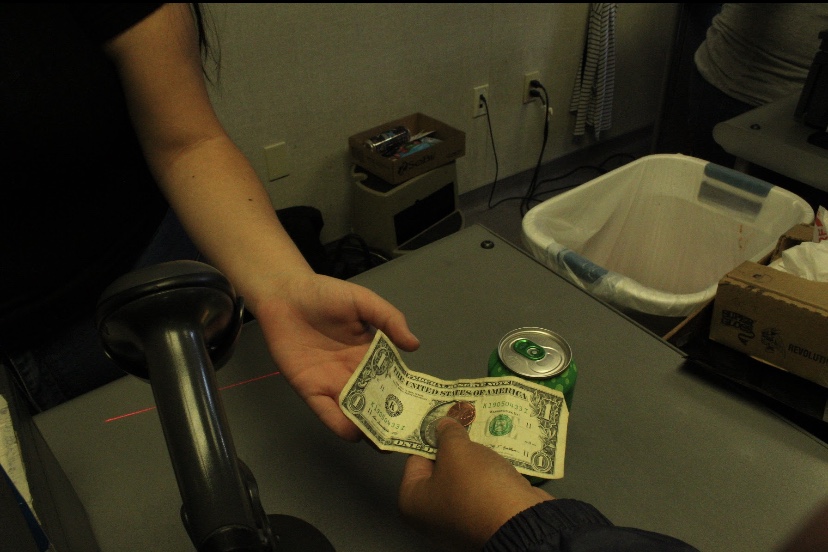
[488, 327, 577, 410]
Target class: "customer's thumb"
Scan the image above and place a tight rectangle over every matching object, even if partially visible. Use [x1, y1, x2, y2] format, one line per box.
[435, 416, 469, 447]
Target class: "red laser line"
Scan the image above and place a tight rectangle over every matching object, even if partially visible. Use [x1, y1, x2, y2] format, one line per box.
[104, 406, 157, 422]
[219, 370, 281, 391]
[104, 370, 281, 423]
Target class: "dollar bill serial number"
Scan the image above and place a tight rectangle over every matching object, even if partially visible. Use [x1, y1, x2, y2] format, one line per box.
[367, 401, 407, 431]
[484, 400, 529, 414]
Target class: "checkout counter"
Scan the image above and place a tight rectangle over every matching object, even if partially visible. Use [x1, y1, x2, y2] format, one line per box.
[4, 225, 828, 551]
[713, 93, 828, 193]
[712, 28, 828, 195]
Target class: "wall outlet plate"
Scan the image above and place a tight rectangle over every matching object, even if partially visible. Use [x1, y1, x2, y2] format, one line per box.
[523, 71, 540, 104]
[473, 84, 489, 118]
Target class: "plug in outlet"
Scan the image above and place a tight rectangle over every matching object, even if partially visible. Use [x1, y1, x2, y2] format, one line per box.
[473, 84, 489, 118]
[523, 71, 540, 104]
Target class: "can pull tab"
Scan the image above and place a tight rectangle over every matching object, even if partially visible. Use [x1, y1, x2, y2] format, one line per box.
[512, 339, 546, 361]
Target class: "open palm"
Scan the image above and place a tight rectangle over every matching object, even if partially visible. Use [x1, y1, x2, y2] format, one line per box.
[254, 273, 419, 441]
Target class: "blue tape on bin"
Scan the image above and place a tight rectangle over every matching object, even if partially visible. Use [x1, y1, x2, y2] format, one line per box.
[703, 163, 772, 197]
[561, 250, 608, 284]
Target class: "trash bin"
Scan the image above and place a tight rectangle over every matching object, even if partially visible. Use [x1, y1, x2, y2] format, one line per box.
[522, 154, 814, 330]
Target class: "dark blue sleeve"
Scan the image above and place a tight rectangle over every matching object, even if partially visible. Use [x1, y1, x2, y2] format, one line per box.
[484, 499, 700, 552]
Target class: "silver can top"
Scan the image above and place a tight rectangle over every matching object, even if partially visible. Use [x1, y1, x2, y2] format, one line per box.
[497, 327, 572, 378]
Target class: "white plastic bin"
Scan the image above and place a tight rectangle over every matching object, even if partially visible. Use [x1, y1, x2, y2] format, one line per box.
[522, 154, 813, 320]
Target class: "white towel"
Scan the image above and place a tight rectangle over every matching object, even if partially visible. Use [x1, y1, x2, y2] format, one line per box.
[569, 3, 617, 140]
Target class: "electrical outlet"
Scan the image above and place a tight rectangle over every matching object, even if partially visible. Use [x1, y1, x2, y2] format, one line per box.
[473, 84, 489, 118]
[263, 141, 289, 181]
[523, 71, 540, 104]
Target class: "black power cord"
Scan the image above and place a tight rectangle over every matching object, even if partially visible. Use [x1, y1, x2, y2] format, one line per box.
[527, 152, 638, 205]
[484, 83, 550, 211]
[520, 79, 551, 216]
[480, 79, 639, 216]
[478, 95, 506, 210]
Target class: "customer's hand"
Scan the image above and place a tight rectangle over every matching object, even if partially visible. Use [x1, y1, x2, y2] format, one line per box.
[255, 272, 419, 441]
[398, 417, 554, 551]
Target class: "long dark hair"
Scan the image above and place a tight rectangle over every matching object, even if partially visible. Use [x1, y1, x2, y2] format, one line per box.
[191, 3, 219, 82]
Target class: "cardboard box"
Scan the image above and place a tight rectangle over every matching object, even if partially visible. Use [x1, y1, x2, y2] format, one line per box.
[348, 113, 465, 185]
[769, 222, 815, 259]
[709, 224, 828, 388]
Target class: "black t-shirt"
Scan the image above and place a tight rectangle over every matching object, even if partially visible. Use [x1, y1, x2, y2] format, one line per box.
[0, 3, 167, 350]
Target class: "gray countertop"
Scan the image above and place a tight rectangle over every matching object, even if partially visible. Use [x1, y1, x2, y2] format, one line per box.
[34, 225, 828, 552]
[713, 93, 828, 192]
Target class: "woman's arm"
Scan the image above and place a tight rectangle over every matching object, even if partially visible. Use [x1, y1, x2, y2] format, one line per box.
[101, 3, 419, 440]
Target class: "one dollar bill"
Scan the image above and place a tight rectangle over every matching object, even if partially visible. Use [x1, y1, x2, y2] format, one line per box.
[339, 331, 568, 479]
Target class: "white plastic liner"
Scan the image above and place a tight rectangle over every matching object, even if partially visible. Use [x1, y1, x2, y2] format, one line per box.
[522, 154, 814, 317]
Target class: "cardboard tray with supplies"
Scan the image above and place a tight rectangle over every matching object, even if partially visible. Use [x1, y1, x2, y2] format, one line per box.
[348, 113, 465, 185]
[709, 223, 828, 389]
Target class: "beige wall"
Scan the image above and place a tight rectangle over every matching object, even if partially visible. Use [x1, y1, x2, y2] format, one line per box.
[205, 3, 679, 242]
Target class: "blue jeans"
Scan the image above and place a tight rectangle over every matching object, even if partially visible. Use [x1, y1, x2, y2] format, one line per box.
[3, 210, 201, 412]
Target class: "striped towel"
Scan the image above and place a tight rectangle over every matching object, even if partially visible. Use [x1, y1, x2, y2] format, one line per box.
[569, 3, 617, 140]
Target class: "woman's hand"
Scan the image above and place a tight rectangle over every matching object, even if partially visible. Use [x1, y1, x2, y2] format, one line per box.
[254, 272, 419, 441]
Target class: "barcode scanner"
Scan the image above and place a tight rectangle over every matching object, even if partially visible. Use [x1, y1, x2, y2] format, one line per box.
[95, 260, 334, 551]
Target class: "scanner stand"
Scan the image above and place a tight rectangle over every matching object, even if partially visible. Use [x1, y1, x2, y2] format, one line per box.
[95, 261, 335, 552]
